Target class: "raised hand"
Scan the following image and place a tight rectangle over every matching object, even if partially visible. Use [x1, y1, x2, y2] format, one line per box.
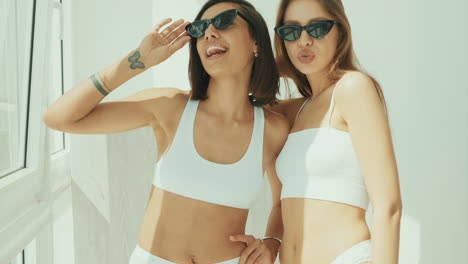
[134, 18, 191, 69]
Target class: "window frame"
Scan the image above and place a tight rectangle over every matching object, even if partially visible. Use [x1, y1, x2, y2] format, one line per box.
[0, 0, 72, 262]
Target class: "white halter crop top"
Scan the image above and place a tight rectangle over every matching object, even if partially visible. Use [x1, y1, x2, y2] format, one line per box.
[152, 97, 265, 209]
[276, 88, 369, 210]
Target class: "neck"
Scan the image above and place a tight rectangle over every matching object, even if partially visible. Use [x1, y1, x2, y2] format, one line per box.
[306, 69, 334, 97]
[202, 74, 253, 120]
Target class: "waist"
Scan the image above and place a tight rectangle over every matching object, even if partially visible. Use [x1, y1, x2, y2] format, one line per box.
[138, 187, 248, 262]
[281, 199, 370, 263]
[281, 198, 370, 242]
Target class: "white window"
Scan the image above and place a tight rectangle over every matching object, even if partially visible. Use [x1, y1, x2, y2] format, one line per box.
[0, 0, 72, 262]
[48, 0, 65, 154]
[9, 251, 24, 264]
[48, 0, 65, 155]
[9, 238, 37, 264]
[0, 0, 35, 179]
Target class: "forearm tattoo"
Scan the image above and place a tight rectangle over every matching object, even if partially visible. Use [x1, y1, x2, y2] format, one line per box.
[128, 50, 146, 70]
[90, 74, 109, 96]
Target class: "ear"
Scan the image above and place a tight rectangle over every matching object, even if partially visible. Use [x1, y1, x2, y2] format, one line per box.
[253, 41, 258, 54]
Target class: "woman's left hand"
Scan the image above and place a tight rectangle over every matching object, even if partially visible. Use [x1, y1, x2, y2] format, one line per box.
[230, 234, 278, 264]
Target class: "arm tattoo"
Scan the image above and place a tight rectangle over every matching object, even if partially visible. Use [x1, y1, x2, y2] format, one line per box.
[128, 50, 146, 70]
[90, 74, 109, 96]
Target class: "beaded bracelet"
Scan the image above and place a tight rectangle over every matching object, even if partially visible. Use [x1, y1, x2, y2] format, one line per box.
[262, 236, 282, 245]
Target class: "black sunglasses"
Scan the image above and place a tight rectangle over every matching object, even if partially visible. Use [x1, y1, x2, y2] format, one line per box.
[275, 20, 337, 41]
[186, 9, 248, 39]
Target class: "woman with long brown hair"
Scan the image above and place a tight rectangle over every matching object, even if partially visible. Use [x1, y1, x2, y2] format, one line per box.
[270, 0, 402, 263]
[43, 0, 288, 263]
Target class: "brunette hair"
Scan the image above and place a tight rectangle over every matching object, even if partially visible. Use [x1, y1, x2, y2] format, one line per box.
[189, 0, 279, 106]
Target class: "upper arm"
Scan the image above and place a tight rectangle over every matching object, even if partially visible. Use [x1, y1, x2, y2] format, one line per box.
[264, 109, 290, 208]
[335, 72, 402, 211]
[58, 87, 186, 135]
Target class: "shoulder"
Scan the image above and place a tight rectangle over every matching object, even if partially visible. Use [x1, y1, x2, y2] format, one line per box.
[334, 71, 378, 102]
[122, 87, 190, 112]
[119, 88, 191, 126]
[334, 71, 384, 120]
[263, 108, 290, 155]
[121, 87, 190, 102]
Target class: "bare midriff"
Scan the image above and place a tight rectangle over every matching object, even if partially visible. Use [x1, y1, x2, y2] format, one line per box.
[137, 186, 248, 264]
[280, 198, 371, 264]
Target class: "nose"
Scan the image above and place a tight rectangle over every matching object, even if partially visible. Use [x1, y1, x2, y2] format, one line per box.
[204, 24, 220, 40]
[297, 29, 313, 48]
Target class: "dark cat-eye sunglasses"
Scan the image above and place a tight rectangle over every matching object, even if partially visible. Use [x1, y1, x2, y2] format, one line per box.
[186, 9, 249, 39]
[275, 20, 337, 41]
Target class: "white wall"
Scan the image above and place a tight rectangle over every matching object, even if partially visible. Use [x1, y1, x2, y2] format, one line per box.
[68, 0, 155, 263]
[342, 0, 467, 263]
[152, 0, 201, 90]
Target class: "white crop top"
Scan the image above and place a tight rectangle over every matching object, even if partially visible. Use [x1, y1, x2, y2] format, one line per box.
[276, 88, 369, 210]
[152, 97, 265, 209]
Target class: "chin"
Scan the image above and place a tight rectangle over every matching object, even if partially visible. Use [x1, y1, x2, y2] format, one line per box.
[205, 68, 229, 79]
[205, 64, 244, 79]
[293, 62, 329, 76]
[295, 65, 319, 75]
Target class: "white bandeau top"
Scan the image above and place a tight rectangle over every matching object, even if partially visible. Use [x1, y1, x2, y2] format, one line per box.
[276, 88, 369, 210]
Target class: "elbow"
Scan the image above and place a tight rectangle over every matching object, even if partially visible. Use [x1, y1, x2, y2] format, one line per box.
[42, 111, 54, 128]
[373, 199, 403, 221]
[42, 111, 56, 128]
[42, 111, 66, 131]
[270, 202, 282, 213]
[273, 203, 282, 210]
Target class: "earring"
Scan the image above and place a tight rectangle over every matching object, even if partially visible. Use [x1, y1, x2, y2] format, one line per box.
[254, 52, 259, 58]
[248, 92, 257, 102]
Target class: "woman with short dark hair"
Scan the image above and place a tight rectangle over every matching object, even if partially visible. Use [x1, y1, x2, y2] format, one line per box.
[43, 0, 288, 263]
